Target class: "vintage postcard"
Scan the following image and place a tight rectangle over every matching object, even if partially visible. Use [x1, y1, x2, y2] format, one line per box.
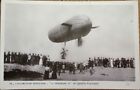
[0, 0, 140, 89]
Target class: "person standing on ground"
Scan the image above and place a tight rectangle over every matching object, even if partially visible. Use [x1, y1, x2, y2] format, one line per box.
[44, 66, 50, 80]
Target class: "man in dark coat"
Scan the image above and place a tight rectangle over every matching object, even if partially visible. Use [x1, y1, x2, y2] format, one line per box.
[51, 62, 58, 79]
[42, 55, 48, 66]
[44, 66, 50, 80]
[7, 52, 11, 63]
[4, 52, 7, 63]
[11, 52, 15, 63]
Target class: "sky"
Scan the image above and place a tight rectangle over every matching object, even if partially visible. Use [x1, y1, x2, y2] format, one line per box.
[4, 1, 138, 62]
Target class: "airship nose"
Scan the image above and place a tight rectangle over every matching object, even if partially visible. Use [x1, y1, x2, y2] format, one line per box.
[48, 31, 55, 42]
[48, 31, 60, 42]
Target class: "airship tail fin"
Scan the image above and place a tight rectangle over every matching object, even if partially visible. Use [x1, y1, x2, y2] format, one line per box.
[77, 38, 83, 47]
[91, 26, 99, 29]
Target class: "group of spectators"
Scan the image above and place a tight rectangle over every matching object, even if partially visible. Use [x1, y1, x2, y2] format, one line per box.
[88, 57, 135, 68]
[4, 51, 49, 66]
[43, 57, 135, 79]
[4, 51, 135, 69]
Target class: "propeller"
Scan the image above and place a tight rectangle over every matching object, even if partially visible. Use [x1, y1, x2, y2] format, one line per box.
[77, 37, 83, 47]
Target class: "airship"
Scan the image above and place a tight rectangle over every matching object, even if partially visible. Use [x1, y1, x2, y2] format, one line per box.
[48, 15, 98, 46]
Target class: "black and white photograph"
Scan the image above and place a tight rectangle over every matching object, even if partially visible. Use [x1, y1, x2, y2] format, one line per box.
[1, 0, 140, 89]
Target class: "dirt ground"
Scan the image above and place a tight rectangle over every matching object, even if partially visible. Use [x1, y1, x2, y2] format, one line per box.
[5, 67, 135, 81]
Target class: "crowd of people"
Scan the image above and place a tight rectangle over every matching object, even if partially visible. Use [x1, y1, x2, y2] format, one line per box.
[4, 51, 50, 66]
[4, 51, 135, 79]
[88, 57, 135, 68]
